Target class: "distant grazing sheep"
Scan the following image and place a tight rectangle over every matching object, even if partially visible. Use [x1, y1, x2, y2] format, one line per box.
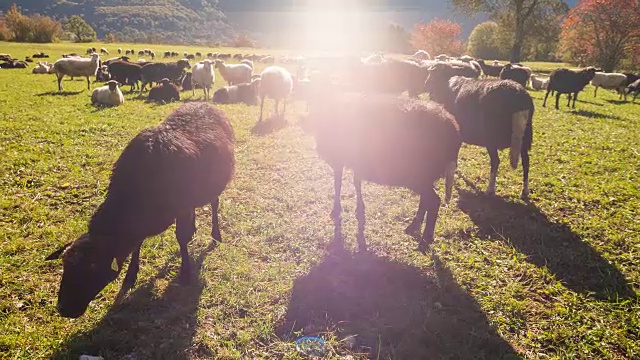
[53, 53, 100, 91]
[118, 48, 122, 54]
[214, 59, 252, 86]
[32, 52, 49, 58]
[100, 48, 109, 55]
[425, 62, 534, 199]
[45, 103, 235, 318]
[191, 59, 216, 99]
[530, 75, 549, 90]
[140, 59, 191, 93]
[500, 64, 529, 88]
[91, 80, 124, 107]
[256, 66, 293, 121]
[591, 72, 628, 100]
[543, 67, 597, 109]
[147, 78, 180, 103]
[307, 93, 461, 251]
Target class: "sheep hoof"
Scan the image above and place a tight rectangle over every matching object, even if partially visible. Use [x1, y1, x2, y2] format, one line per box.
[404, 222, 420, 235]
[521, 190, 530, 202]
[417, 240, 432, 254]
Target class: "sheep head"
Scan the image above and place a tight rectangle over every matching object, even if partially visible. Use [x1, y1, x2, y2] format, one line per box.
[178, 59, 192, 70]
[45, 234, 121, 318]
[106, 80, 121, 91]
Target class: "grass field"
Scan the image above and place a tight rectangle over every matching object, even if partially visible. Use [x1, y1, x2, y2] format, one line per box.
[0, 41, 639, 359]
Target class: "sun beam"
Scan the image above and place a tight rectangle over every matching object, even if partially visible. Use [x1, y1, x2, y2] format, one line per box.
[297, 0, 366, 52]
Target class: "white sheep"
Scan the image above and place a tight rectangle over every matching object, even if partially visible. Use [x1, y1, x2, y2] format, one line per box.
[53, 53, 100, 91]
[256, 66, 293, 122]
[32, 61, 52, 74]
[100, 48, 109, 55]
[214, 59, 252, 85]
[191, 59, 216, 99]
[530, 75, 549, 90]
[459, 55, 474, 62]
[591, 72, 628, 99]
[91, 80, 124, 107]
[413, 50, 431, 60]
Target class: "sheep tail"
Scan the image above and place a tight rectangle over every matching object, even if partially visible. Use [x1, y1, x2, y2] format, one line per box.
[444, 160, 456, 203]
[510, 110, 529, 169]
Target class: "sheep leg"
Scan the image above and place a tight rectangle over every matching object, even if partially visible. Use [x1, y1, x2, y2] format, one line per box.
[405, 195, 427, 235]
[419, 187, 441, 252]
[331, 166, 344, 247]
[542, 89, 550, 107]
[175, 210, 197, 285]
[572, 92, 578, 108]
[86, 76, 90, 90]
[211, 197, 222, 242]
[555, 92, 561, 110]
[521, 147, 530, 201]
[57, 75, 64, 91]
[121, 245, 141, 291]
[282, 100, 287, 117]
[259, 96, 265, 122]
[594, 86, 598, 97]
[487, 148, 500, 195]
[354, 176, 367, 252]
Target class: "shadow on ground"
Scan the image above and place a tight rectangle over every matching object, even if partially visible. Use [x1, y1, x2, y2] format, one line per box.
[36, 91, 83, 97]
[251, 115, 287, 136]
[278, 250, 518, 359]
[49, 241, 219, 360]
[457, 188, 637, 301]
[570, 109, 622, 121]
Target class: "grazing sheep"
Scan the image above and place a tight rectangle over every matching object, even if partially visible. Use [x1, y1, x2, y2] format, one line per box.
[191, 59, 216, 99]
[591, 72, 628, 99]
[353, 59, 429, 98]
[107, 60, 142, 92]
[91, 80, 124, 107]
[140, 59, 191, 93]
[425, 62, 534, 199]
[103, 56, 130, 66]
[147, 78, 180, 104]
[260, 55, 275, 64]
[138, 50, 145, 56]
[180, 72, 195, 91]
[100, 48, 109, 55]
[626, 78, 640, 102]
[195, 52, 202, 58]
[125, 50, 132, 56]
[150, 51, 155, 60]
[543, 67, 597, 109]
[476, 59, 504, 78]
[307, 93, 461, 251]
[214, 60, 252, 86]
[186, 54, 196, 61]
[118, 48, 122, 54]
[500, 64, 529, 88]
[32, 52, 49, 58]
[24, 57, 33, 63]
[530, 75, 549, 90]
[32, 61, 52, 74]
[45, 102, 235, 318]
[164, 51, 171, 58]
[53, 53, 100, 91]
[256, 66, 293, 122]
[213, 81, 259, 105]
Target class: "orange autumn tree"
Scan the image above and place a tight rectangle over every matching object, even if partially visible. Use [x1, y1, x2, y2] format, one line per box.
[411, 19, 464, 56]
[559, 0, 640, 72]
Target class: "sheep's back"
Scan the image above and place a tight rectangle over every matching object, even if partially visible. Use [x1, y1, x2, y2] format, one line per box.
[548, 68, 595, 93]
[54, 58, 98, 77]
[312, 94, 460, 191]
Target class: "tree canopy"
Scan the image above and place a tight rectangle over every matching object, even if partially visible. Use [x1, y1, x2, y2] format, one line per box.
[64, 15, 96, 43]
[411, 19, 464, 56]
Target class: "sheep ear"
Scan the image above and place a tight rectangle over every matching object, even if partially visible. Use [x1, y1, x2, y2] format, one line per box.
[46, 242, 73, 260]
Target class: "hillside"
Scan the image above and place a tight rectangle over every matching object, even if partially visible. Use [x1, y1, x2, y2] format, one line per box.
[0, 0, 234, 44]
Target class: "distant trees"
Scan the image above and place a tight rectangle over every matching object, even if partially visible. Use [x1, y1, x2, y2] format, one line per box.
[64, 15, 96, 43]
[466, 21, 504, 60]
[385, 23, 411, 54]
[234, 32, 255, 48]
[452, 0, 568, 62]
[559, 0, 640, 72]
[411, 19, 464, 56]
[4, 4, 62, 43]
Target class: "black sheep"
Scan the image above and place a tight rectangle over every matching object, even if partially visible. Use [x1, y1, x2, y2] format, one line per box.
[476, 59, 504, 77]
[213, 82, 259, 105]
[147, 78, 181, 103]
[46, 103, 235, 318]
[626, 78, 640, 102]
[623, 72, 640, 87]
[307, 93, 461, 251]
[353, 59, 433, 97]
[425, 62, 534, 200]
[108, 60, 142, 92]
[500, 64, 529, 88]
[543, 67, 597, 109]
[140, 59, 191, 93]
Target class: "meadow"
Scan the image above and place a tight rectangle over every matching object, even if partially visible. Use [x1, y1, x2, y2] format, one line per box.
[0, 41, 639, 359]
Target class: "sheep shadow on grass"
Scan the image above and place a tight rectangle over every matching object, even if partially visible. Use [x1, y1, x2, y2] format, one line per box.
[36, 91, 83, 97]
[570, 109, 622, 121]
[456, 188, 637, 301]
[251, 115, 287, 136]
[49, 240, 220, 360]
[277, 251, 519, 359]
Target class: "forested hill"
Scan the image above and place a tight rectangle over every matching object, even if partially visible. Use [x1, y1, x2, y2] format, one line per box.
[0, 0, 234, 44]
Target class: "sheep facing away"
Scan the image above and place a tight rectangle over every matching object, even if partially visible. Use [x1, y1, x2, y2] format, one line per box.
[307, 93, 461, 251]
[53, 53, 100, 91]
[499, 64, 529, 88]
[147, 78, 180, 104]
[256, 66, 293, 122]
[214, 60, 253, 85]
[543, 67, 597, 109]
[45, 102, 236, 318]
[425, 62, 534, 200]
[191, 59, 215, 99]
[91, 80, 124, 107]
[590, 72, 628, 100]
